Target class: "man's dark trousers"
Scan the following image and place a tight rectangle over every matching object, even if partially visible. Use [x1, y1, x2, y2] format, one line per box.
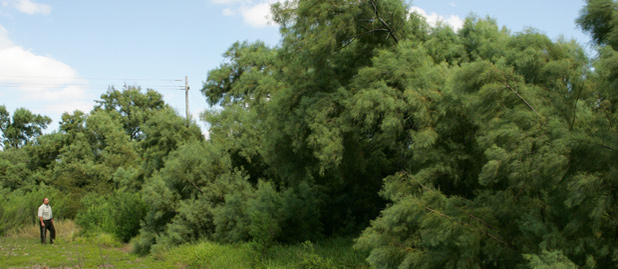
[40, 219, 55, 244]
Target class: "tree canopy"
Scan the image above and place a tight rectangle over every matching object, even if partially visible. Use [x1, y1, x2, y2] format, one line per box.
[2, 0, 618, 267]
[0, 105, 51, 149]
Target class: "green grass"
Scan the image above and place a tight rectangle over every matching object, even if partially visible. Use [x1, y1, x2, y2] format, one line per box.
[155, 237, 370, 268]
[0, 235, 177, 268]
[1, 220, 369, 268]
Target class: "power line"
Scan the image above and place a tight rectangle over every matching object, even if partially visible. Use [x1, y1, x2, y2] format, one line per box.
[0, 74, 189, 93]
[0, 82, 182, 87]
[0, 84, 183, 89]
[0, 75, 183, 82]
[0, 82, 185, 91]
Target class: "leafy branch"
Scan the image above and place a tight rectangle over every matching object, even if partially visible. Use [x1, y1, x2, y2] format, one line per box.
[402, 171, 513, 249]
[500, 80, 538, 115]
[370, 1, 399, 43]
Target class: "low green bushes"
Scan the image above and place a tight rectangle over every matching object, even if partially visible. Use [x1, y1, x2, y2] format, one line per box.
[0, 184, 67, 236]
[75, 190, 147, 242]
[156, 237, 369, 268]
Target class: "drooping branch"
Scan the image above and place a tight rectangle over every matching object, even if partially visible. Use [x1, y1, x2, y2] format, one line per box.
[370, 1, 399, 43]
[424, 205, 512, 248]
[184, 177, 205, 194]
[570, 83, 585, 129]
[337, 1, 400, 51]
[402, 171, 512, 248]
[501, 80, 539, 115]
[601, 144, 615, 150]
[403, 170, 435, 194]
[339, 28, 391, 50]
[603, 105, 615, 132]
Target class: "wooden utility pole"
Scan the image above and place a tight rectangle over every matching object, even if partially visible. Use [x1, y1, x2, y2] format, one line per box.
[185, 76, 190, 125]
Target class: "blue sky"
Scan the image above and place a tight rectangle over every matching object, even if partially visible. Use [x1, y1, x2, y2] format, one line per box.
[0, 0, 590, 133]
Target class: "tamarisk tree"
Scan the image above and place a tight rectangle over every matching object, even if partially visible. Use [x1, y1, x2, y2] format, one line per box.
[356, 4, 618, 269]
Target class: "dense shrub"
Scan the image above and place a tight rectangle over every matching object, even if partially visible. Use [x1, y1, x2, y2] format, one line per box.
[75, 190, 147, 242]
[0, 184, 66, 235]
[136, 163, 324, 254]
[0, 148, 33, 190]
[214, 180, 323, 253]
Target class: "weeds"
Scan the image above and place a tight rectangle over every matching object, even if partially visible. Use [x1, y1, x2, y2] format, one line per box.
[1, 229, 368, 268]
[5, 219, 80, 241]
[300, 241, 336, 268]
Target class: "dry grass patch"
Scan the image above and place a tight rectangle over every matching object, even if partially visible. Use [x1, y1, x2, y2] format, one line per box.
[5, 219, 80, 242]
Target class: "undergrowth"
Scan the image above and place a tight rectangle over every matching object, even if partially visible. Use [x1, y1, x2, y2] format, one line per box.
[1, 220, 369, 268]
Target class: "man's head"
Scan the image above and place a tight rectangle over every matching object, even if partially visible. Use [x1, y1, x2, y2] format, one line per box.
[43, 198, 49, 205]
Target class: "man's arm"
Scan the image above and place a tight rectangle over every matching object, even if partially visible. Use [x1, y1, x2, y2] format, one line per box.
[38, 206, 44, 226]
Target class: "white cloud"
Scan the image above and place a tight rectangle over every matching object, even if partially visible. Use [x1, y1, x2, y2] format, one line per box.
[211, 0, 244, 4]
[42, 98, 92, 115]
[410, 6, 464, 32]
[240, 2, 274, 28]
[2, 0, 51, 15]
[222, 8, 235, 16]
[211, 0, 279, 28]
[0, 46, 78, 86]
[0, 24, 90, 121]
[34, 84, 87, 102]
[0, 25, 14, 48]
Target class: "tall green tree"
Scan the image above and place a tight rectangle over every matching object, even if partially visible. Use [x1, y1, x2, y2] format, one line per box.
[201, 41, 279, 185]
[0, 148, 33, 189]
[134, 140, 235, 253]
[49, 110, 132, 196]
[258, 0, 428, 235]
[577, 0, 618, 48]
[32, 87, 176, 216]
[203, 41, 281, 108]
[0, 106, 51, 149]
[199, 0, 436, 241]
[139, 108, 204, 178]
[135, 1, 618, 266]
[354, 12, 618, 268]
[578, 0, 618, 144]
[93, 86, 168, 140]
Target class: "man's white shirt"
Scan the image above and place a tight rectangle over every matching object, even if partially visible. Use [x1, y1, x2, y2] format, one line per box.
[38, 204, 52, 220]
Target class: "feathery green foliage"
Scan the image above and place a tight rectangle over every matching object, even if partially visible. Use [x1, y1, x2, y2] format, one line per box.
[0, 106, 51, 149]
[0, 185, 67, 236]
[75, 190, 146, 242]
[2, 1, 618, 268]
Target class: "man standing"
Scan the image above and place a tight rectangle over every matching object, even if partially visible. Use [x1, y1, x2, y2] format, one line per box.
[38, 197, 55, 244]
